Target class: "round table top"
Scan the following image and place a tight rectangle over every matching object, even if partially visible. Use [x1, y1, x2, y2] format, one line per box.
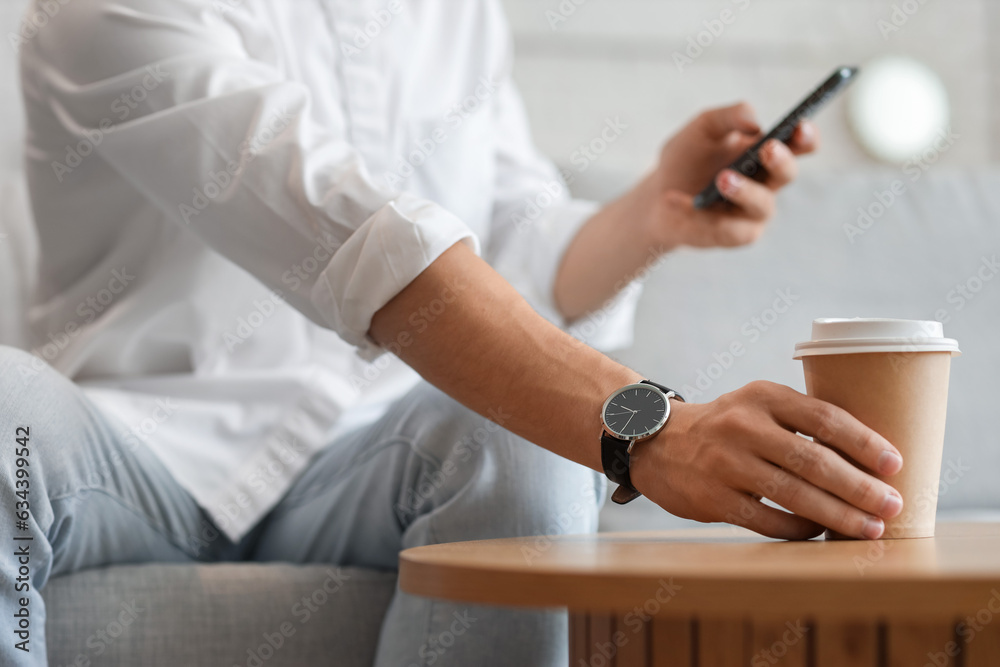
[399, 522, 1000, 617]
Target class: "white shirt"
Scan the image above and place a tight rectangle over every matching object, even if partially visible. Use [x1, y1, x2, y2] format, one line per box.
[20, 0, 640, 540]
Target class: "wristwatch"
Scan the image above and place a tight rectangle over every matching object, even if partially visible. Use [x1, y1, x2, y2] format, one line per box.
[600, 380, 685, 505]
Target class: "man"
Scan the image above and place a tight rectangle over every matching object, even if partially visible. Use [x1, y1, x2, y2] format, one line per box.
[4, 0, 904, 665]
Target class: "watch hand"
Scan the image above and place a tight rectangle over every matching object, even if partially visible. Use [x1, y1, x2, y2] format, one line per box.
[622, 410, 635, 431]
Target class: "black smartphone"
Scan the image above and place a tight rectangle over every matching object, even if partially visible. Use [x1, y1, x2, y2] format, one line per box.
[692, 66, 860, 209]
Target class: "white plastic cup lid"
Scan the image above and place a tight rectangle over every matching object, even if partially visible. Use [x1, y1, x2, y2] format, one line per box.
[793, 318, 961, 359]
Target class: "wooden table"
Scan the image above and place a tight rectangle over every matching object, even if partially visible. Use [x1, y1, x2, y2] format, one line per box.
[400, 522, 1000, 666]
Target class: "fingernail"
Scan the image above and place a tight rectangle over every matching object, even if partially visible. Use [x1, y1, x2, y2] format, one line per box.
[798, 122, 816, 141]
[878, 451, 903, 475]
[880, 492, 903, 519]
[719, 171, 743, 196]
[862, 517, 885, 540]
[767, 140, 789, 159]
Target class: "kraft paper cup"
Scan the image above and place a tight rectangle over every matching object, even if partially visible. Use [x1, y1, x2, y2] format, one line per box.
[794, 319, 960, 540]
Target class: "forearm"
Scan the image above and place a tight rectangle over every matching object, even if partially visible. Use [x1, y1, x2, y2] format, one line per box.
[553, 174, 663, 321]
[369, 242, 641, 471]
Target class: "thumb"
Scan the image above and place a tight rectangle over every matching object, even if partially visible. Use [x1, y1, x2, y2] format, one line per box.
[660, 190, 764, 249]
[699, 102, 761, 139]
[659, 190, 713, 247]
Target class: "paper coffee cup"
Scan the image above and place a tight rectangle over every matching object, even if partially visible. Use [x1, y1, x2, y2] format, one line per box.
[794, 319, 960, 539]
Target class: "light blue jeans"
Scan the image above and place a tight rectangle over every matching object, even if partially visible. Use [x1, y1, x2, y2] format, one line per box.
[0, 346, 605, 666]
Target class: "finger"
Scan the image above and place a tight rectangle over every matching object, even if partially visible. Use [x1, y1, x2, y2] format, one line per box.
[717, 487, 824, 541]
[757, 139, 798, 190]
[756, 428, 904, 521]
[787, 121, 820, 155]
[660, 191, 764, 248]
[764, 385, 904, 477]
[698, 102, 761, 140]
[737, 458, 886, 540]
[715, 170, 775, 220]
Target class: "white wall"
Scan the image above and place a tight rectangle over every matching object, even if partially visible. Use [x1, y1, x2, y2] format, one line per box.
[2, 1, 997, 529]
[2, 1, 994, 177]
[500, 1, 1000, 529]
[503, 0, 995, 195]
[0, 3, 26, 174]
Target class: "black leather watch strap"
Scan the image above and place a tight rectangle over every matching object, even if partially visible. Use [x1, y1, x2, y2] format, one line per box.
[601, 381, 685, 505]
[641, 380, 686, 402]
[601, 431, 639, 503]
[601, 433, 629, 486]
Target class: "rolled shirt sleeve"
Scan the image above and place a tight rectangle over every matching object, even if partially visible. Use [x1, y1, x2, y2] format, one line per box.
[484, 76, 642, 352]
[21, 0, 478, 359]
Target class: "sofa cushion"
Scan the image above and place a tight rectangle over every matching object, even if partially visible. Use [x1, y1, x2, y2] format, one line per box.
[601, 167, 1000, 532]
[0, 173, 36, 349]
[43, 564, 397, 667]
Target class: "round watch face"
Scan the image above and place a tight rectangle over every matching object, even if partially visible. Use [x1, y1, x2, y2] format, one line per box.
[603, 383, 669, 440]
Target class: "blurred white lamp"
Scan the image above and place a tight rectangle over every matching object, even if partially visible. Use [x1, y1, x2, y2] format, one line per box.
[847, 56, 950, 164]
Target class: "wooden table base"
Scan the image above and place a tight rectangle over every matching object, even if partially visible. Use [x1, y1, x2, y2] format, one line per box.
[568, 614, 1000, 666]
[399, 524, 1000, 667]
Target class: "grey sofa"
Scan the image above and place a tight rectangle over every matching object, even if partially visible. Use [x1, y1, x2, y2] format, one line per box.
[6, 165, 1000, 664]
[600, 165, 1000, 532]
[42, 564, 396, 667]
[0, 174, 391, 667]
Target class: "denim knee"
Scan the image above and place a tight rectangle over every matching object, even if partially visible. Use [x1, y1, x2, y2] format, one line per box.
[408, 388, 606, 541]
[481, 429, 606, 536]
[0, 346, 91, 503]
[0, 344, 48, 384]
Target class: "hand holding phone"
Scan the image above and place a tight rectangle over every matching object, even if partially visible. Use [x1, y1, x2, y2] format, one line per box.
[693, 66, 860, 209]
